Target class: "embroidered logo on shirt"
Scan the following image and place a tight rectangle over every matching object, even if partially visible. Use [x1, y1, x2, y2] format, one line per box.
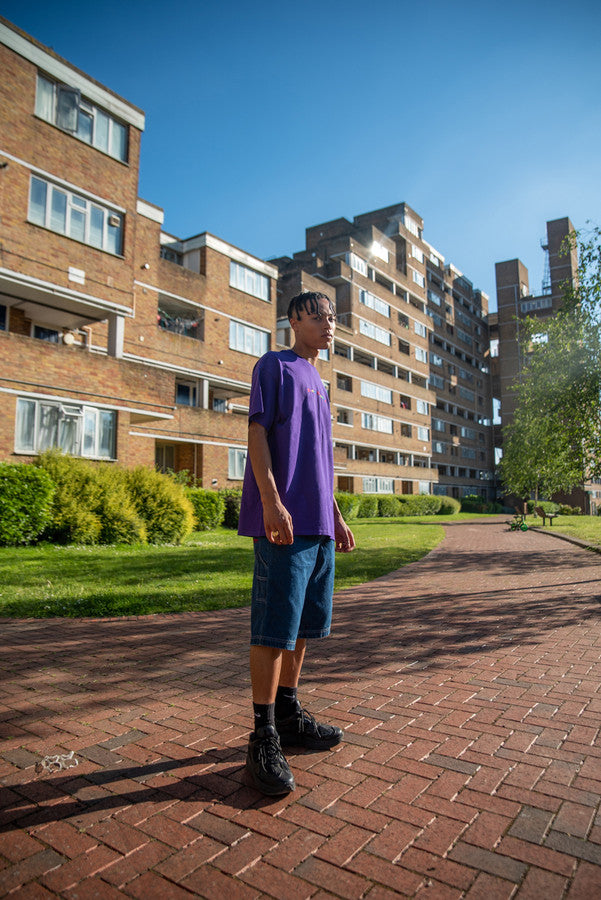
[307, 387, 327, 401]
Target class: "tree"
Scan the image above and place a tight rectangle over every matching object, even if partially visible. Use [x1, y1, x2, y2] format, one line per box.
[499, 226, 601, 501]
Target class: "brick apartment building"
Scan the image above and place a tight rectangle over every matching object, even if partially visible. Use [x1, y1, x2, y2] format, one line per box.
[0, 17, 494, 499]
[0, 17, 277, 489]
[273, 205, 494, 499]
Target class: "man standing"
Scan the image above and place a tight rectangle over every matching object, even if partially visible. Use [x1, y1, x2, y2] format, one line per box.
[238, 291, 355, 795]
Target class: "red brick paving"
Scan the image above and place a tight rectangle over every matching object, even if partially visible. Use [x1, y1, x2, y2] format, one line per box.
[2, 519, 601, 896]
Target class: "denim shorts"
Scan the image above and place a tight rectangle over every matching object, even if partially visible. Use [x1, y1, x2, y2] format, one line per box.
[250, 536, 335, 650]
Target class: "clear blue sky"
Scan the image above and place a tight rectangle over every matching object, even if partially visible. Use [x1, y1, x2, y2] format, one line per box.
[3, 0, 600, 307]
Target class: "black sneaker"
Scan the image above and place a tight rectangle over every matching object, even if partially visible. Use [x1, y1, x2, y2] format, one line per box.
[276, 701, 343, 751]
[246, 724, 295, 795]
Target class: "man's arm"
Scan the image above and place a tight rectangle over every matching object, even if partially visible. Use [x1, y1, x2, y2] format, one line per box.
[333, 496, 355, 553]
[247, 420, 293, 544]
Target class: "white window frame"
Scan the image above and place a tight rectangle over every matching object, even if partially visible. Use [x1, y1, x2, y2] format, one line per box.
[29, 175, 123, 255]
[359, 318, 391, 346]
[35, 73, 128, 162]
[416, 399, 429, 415]
[361, 413, 394, 434]
[228, 447, 247, 479]
[360, 380, 392, 404]
[415, 346, 428, 363]
[348, 252, 368, 276]
[417, 426, 430, 441]
[359, 289, 390, 318]
[15, 397, 116, 459]
[229, 320, 269, 357]
[412, 269, 425, 288]
[414, 320, 427, 338]
[229, 261, 270, 302]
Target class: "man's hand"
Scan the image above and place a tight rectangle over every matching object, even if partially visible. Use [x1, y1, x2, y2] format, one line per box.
[333, 506, 355, 553]
[263, 499, 294, 545]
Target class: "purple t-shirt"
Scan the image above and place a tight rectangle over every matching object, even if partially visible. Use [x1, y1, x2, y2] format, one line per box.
[238, 349, 335, 539]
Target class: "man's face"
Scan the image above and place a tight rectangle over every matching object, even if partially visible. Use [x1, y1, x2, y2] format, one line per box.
[290, 297, 336, 350]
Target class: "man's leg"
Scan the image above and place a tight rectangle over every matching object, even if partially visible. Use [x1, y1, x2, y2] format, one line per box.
[247, 644, 295, 796]
[279, 639, 306, 689]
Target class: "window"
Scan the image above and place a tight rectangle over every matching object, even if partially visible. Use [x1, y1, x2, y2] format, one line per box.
[417, 426, 430, 441]
[400, 423, 412, 437]
[432, 418, 445, 432]
[334, 342, 351, 359]
[414, 320, 427, 338]
[29, 175, 123, 254]
[457, 328, 473, 347]
[33, 325, 60, 343]
[412, 270, 425, 288]
[459, 387, 475, 402]
[429, 373, 444, 390]
[361, 413, 393, 434]
[337, 408, 353, 425]
[371, 241, 389, 262]
[461, 426, 476, 440]
[403, 214, 420, 237]
[433, 441, 446, 454]
[156, 444, 175, 472]
[228, 447, 247, 479]
[411, 244, 424, 263]
[359, 318, 391, 346]
[531, 332, 549, 345]
[158, 298, 204, 340]
[0, 305, 6, 331]
[36, 74, 128, 162]
[398, 312, 409, 329]
[521, 296, 553, 313]
[415, 347, 428, 363]
[16, 397, 115, 458]
[419, 481, 430, 495]
[176, 381, 197, 406]
[416, 399, 429, 415]
[337, 373, 352, 392]
[427, 289, 441, 307]
[347, 252, 367, 276]
[230, 262, 270, 302]
[361, 381, 392, 404]
[318, 348, 330, 361]
[360, 289, 390, 318]
[462, 447, 476, 459]
[213, 397, 227, 412]
[363, 476, 394, 494]
[229, 320, 269, 357]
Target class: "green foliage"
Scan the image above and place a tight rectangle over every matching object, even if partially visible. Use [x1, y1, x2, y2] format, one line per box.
[35, 452, 189, 545]
[187, 488, 225, 530]
[335, 492, 361, 521]
[500, 227, 601, 499]
[461, 494, 495, 513]
[126, 466, 194, 544]
[558, 504, 580, 515]
[0, 463, 56, 545]
[219, 489, 243, 529]
[378, 496, 402, 517]
[437, 496, 461, 515]
[536, 500, 559, 514]
[357, 495, 378, 518]
[397, 494, 442, 516]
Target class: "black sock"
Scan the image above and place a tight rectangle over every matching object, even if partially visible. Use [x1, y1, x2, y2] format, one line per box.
[275, 685, 298, 718]
[253, 702, 275, 731]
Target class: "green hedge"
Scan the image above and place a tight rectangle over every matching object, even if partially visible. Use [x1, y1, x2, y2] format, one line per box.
[34, 451, 193, 545]
[126, 466, 194, 544]
[437, 496, 461, 515]
[0, 463, 56, 545]
[378, 496, 402, 517]
[334, 492, 361, 521]
[187, 488, 225, 530]
[357, 495, 378, 518]
[220, 489, 243, 529]
[397, 494, 442, 516]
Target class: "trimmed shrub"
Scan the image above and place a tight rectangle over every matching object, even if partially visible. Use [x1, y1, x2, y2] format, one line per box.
[397, 494, 442, 516]
[437, 496, 461, 515]
[461, 494, 490, 513]
[357, 495, 379, 518]
[0, 463, 56, 545]
[378, 495, 402, 517]
[220, 489, 243, 529]
[126, 466, 194, 544]
[536, 500, 560, 514]
[334, 492, 361, 521]
[36, 451, 104, 544]
[36, 452, 146, 545]
[188, 488, 225, 530]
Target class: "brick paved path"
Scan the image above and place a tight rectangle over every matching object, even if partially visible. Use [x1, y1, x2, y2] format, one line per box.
[2, 520, 601, 898]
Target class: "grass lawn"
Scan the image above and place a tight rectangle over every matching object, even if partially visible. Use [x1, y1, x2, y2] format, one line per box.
[528, 514, 601, 547]
[0, 517, 453, 619]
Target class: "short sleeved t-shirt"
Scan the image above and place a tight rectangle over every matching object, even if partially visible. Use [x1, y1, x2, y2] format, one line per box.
[238, 349, 335, 539]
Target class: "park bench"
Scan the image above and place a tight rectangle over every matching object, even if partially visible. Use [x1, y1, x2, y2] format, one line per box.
[535, 506, 558, 526]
